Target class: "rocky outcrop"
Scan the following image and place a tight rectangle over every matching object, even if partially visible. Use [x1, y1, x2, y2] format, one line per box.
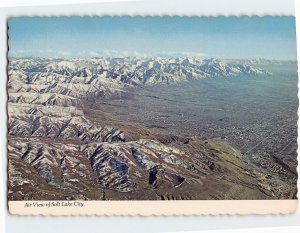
[8, 135, 275, 200]
[8, 105, 125, 143]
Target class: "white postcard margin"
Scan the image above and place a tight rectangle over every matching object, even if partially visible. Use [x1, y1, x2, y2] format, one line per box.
[1, 0, 299, 217]
[9, 200, 298, 215]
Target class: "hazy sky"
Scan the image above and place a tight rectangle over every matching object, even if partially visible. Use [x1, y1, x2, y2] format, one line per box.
[8, 16, 297, 60]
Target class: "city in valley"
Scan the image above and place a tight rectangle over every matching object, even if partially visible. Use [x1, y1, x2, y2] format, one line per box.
[8, 57, 298, 200]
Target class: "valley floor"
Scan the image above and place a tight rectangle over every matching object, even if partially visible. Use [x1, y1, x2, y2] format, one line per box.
[7, 58, 298, 200]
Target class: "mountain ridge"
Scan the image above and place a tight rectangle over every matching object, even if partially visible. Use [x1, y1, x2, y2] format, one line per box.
[8, 57, 281, 200]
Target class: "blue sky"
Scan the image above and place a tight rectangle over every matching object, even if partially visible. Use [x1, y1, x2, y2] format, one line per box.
[8, 16, 297, 60]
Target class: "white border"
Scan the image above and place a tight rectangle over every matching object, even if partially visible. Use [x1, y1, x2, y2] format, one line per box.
[0, 0, 299, 232]
[0, 0, 296, 16]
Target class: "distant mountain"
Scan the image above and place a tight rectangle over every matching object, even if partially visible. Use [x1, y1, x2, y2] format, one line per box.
[9, 57, 270, 99]
[229, 58, 297, 65]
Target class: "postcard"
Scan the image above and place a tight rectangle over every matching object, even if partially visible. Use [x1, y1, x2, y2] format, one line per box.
[7, 16, 298, 215]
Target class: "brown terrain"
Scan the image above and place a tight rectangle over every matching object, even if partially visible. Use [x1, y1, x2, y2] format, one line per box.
[7, 57, 297, 200]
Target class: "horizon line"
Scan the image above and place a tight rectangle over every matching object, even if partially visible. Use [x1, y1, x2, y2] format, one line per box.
[7, 55, 298, 62]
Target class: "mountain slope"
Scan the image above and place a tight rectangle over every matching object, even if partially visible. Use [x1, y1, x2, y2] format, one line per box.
[8, 57, 277, 200]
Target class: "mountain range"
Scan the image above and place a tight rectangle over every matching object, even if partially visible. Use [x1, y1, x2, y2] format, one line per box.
[8, 57, 277, 200]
